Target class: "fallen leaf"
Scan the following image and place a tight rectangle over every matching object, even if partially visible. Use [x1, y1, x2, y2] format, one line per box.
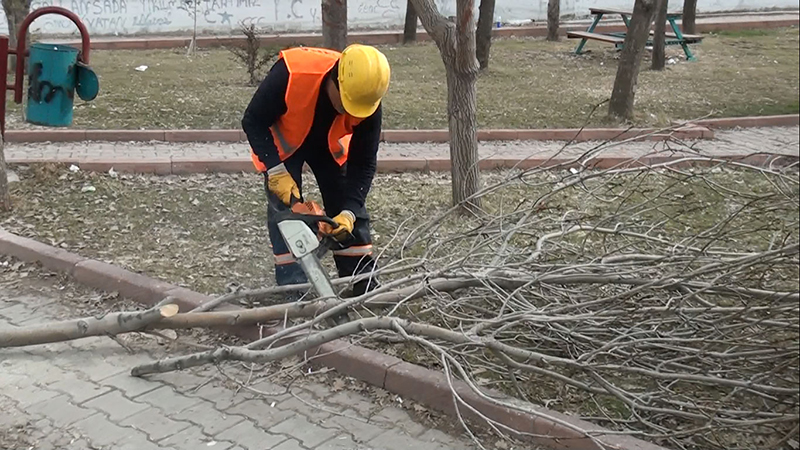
[332, 378, 346, 392]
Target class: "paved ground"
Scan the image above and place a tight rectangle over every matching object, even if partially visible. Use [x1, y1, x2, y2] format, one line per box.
[0, 272, 483, 450]
[5, 127, 799, 166]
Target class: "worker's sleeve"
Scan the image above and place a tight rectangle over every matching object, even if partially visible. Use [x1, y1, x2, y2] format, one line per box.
[342, 105, 382, 215]
[241, 58, 289, 171]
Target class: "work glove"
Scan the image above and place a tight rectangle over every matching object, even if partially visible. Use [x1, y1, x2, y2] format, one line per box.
[330, 210, 355, 240]
[267, 163, 300, 206]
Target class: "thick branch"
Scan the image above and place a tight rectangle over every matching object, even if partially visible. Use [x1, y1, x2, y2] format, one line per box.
[0, 304, 179, 348]
[409, 0, 452, 44]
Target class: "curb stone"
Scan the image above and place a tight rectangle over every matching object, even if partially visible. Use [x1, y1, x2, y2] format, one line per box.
[0, 227, 670, 450]
[691, 114, 800, 129]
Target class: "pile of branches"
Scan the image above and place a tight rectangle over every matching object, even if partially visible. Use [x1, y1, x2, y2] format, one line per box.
[4, 127, 798, 450]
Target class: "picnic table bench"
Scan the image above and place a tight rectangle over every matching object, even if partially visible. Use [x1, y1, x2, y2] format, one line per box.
[567, 7, 703, 61]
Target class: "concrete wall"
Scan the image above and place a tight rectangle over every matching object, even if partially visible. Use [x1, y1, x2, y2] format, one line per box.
[1, 0, 797, 37]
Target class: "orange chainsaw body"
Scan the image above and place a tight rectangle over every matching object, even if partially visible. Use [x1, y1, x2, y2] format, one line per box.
[291, 200, 334, 236]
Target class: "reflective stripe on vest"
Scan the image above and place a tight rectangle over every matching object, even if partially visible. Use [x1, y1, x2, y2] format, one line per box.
[250, 47, 364, 173]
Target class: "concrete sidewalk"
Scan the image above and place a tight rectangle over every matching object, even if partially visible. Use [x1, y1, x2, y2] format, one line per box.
[5, 126, 799, 174]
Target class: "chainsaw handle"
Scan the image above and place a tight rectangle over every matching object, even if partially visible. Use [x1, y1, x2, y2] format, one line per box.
[273, 195, 354, 242]
[274, 209, 338, 228]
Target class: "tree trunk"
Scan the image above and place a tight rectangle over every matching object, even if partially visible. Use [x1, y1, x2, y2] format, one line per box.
[608, 0, 657, 120]
[322, 0, 347, 51]
[682, 0, 697, 35]
[3, 0, 32, 70]
[410, 0, 482, 210]
[475, 0, 496, 70]
[547, 0, 560, 41]
[0, 304, 179, 348]
[0, 135, 10, 212]
[450, 0, 481, 208]
[446, 67, 480, 207]
[403, 0, 418, 44]
[651, 0, 668, 70]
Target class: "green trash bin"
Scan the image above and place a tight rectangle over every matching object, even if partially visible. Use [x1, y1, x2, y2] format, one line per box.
[25, 42, 80, 127]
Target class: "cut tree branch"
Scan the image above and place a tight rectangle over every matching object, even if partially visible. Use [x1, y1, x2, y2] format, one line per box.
[0, 304, 179, 348]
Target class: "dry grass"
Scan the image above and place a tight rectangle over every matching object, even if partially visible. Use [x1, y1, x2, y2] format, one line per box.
[2, 162, 794, 295]
[5, 27, 798, 130]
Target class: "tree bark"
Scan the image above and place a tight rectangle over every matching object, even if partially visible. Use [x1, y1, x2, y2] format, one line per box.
[475, 0, 496, 70]
[322, 0, 347, 51]
[3, 0, 32, 70]
[403, 0, 418, 44]
[0, 304, 179, 348]
[0, 135, 10, 211]
[410, 0, 482, 210]
[450, 1, 481, 208]
[651, 0, 668, 70]
[608, 0, 658, 120]
[547, 0, 560, 41]
[446, 68, 480, 207]
[682, 0, 697, 35]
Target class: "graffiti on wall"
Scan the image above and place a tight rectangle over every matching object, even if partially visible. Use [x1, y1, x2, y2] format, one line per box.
[0, 0, 340, 35]
[0, 0, 795, 36]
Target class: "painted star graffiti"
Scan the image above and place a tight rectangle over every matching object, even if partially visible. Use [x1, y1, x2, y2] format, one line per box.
[219, 11, 233, 25]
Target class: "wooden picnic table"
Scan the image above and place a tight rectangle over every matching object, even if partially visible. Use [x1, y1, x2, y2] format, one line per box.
[568, 7, 703, 61]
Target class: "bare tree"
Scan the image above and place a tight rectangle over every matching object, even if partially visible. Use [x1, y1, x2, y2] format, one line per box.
[0, 136, 10, 211]
[547, 0, 560, 41]
[322, 0, 347, 51]
[226, 24, 282, 86]
[409, 0, 481, 209]
[651, 0, 668, 70]
[2, 0, 30, 48]
[682, 0, 697, 34]
[608, 0, 657, 120]
[2, 0, 31, 69]
[475, 0, 496, 70]
[403, 0, 418, 44]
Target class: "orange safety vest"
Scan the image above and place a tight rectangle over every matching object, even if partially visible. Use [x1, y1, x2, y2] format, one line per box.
[250, 47, 364, 172]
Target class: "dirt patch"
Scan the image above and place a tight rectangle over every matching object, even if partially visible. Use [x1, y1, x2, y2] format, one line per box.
[2, 162, 795, 296]
[0, 424, 33, 450]
[6, 27, 799, 131]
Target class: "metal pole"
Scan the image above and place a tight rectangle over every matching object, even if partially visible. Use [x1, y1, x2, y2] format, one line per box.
[0, 35, 8, 138]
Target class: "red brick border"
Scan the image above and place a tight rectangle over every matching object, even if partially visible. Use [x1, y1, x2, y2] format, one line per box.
[0, 226, 670, 450]
[56, 16, 799, 51]
[4, 115, 796, 145]
[692, 114, 800, 129]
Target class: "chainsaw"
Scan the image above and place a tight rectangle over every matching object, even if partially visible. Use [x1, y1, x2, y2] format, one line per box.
[273, 197, 352, 325]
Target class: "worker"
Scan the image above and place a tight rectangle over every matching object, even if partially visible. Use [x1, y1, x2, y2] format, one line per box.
[241, 44, 391, 300]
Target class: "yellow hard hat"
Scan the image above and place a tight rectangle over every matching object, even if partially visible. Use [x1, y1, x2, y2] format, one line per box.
[338, 44, 391, 118]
